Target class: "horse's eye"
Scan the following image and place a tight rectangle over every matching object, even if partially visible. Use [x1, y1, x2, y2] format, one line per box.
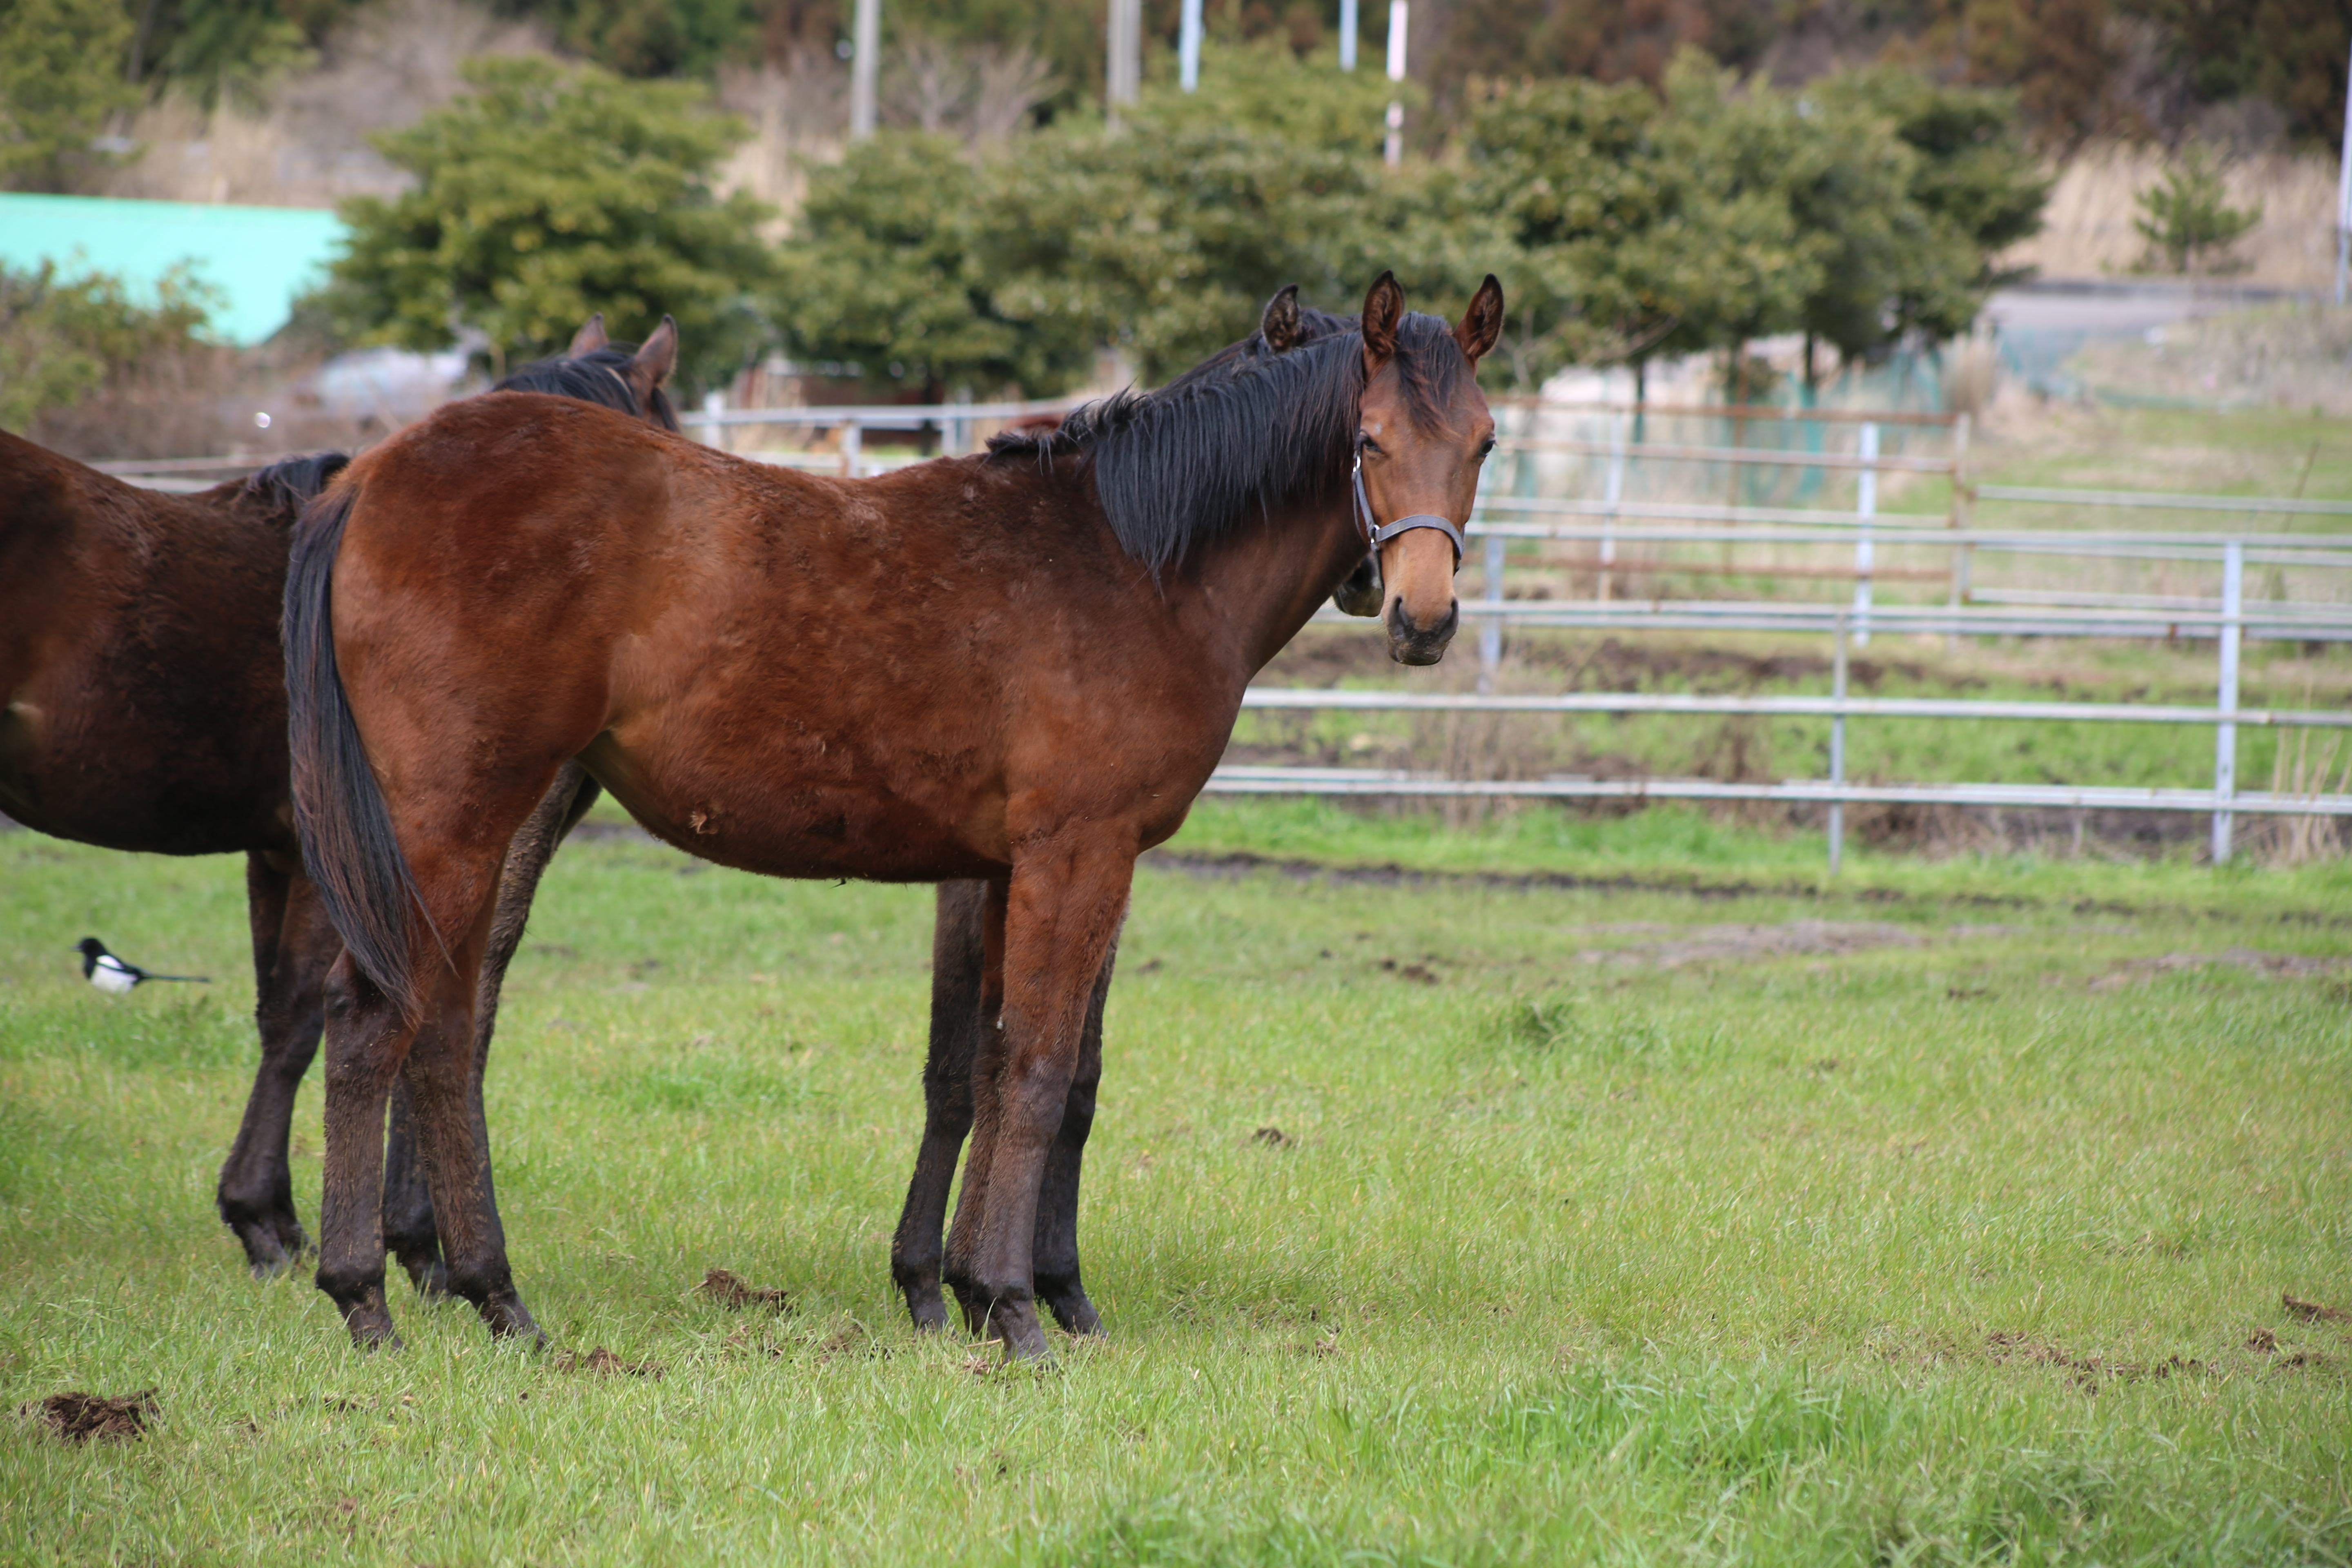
[1477, 436, 1497, 460]
[1359, 434, 1383, 456]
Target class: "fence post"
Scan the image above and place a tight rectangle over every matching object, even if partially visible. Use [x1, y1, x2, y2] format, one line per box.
[702, 390, 727, 453]
[1945, 412, 1970, 654]
[1829, 610, 1849, 876]
[840, 420, 862, 479]
[1852, 420, 1878, 647]
[1598, 411, 1625, 602]
[2213, 538, 2243, 863]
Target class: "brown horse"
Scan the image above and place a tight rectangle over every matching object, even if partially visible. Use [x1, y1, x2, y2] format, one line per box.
[888, 287, 1381, 1338]
[287, 271, 1503, 1358]
[0, 318, 678, 1280]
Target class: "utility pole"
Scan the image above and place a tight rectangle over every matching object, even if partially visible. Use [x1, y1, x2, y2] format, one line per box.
[2336, 37, 2351, 306]
[1383, 0, 1407, 166]
[849, 0, 879, 139]
[1106, 0, 1140, 129]
[1180, 0, 1202, 91]
[1339, 0, 1356, 70]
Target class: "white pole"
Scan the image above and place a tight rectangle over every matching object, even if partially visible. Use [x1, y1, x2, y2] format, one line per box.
[1179, 0, 1201, 91]
[1598, 410, 1624, 602]
[849, 0, 879, 139]
[1106, 0, 1139, 128]
[1383, 0, 1406, 166]
[1852, 420, 1878, 647]
[1829, 612, 1848, 876]
[1339, 0, 1357, 70]
[2336, 38, 2351, 307]
[2213, 538, 2243, 863]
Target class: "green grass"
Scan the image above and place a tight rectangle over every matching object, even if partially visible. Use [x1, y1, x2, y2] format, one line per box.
[3, 813, 2350, 1565]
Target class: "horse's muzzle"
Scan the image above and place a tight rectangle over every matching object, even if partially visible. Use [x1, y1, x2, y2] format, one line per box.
[1385, 596, 1459, 666]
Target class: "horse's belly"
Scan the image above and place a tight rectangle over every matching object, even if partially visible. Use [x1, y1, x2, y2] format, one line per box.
[581, 738, 1003, 883]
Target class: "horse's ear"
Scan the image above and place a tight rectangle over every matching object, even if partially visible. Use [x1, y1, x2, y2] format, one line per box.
[1361, 271, 1403, 376]
[567, 314, 608, 357]
[629, 316, 679, 395]
[1453, 275, 1504, 365]
[1260, 284, 1303, 353]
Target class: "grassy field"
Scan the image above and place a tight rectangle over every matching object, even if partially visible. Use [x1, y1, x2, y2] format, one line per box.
[2, 807, 2349, 1564]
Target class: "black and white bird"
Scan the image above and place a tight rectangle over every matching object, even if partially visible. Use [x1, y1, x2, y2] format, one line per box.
[76, 938, 207, 994]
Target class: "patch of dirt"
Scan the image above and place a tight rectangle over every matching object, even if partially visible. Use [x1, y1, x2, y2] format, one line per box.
[553, 1347, 663, 1379]
[1986, 1331, 2202, 1392]
[1252, 1125, 1291, 1148]
[1576, 919, 1927, 969]
[2248, 1327, 2279, 1353]
[2088, 949, 2350, 989]
[31, 1390, 156, 1442]
[698, 1268, 791, 1312]
[1379, 958, 1441, 984]
[2284, 1292, 2351, 1325]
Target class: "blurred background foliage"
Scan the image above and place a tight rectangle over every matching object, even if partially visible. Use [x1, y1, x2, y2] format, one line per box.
[0, 0, 2336, 401]
[39, 0, 2343, 146]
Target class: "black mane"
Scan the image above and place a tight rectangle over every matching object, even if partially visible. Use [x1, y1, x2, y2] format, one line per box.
[242, 452, 351, 516]
[496, 345, 680, 432]
[989, 309, 1469, 575]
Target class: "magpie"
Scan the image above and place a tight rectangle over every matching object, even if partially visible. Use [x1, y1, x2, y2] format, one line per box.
[76, 938, 207, 994]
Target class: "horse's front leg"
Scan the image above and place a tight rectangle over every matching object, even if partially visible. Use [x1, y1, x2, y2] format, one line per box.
[1032, 929, 1118, 1336]
[960, 846, 1131, 1362]
[217, 853, 334, 1276]
[893, 880, 991, 1331]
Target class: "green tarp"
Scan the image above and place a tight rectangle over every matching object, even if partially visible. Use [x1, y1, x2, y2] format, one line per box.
[0, 192, 346, 346]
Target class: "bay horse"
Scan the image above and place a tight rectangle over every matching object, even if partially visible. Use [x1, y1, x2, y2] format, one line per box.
[890, 287, 1382, 1338]
[287, 270, 1504, 1359]
[0, 317, 678, 1281]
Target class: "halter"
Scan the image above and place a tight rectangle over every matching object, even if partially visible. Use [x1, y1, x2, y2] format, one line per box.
[1352, 440, 1465, 567]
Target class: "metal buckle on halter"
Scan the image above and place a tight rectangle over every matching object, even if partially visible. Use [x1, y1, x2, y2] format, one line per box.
[1352, 449, 1466, 566]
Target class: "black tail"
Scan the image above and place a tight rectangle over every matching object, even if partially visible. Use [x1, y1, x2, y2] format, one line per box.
[145, 973, 209, 984]
[283, 480, 430, 1023]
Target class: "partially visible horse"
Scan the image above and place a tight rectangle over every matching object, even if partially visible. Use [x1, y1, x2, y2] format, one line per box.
[0, 317, 679, 1280]
[287, 269, 1503, 1359]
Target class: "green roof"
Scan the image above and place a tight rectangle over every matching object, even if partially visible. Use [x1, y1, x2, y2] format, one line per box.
[0, 193, 346, 347]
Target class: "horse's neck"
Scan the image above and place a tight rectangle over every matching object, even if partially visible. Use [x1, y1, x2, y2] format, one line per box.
[1166, 491, 1362, 684]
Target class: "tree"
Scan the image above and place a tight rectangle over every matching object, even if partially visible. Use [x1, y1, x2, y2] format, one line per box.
[770, 131, 1095, 399]
[0, 0, 140, 191]
[0, 260, 218, 431]
[314, 56, 773, 389]
[772, 43, 1399, 395]
[2132, 145, 2261, 275]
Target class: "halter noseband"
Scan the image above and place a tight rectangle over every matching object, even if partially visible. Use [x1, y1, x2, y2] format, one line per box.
[1352, 440, 1465, 566]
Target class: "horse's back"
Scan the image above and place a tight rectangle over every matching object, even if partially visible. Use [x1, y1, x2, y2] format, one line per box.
[0, 430, 301, 853]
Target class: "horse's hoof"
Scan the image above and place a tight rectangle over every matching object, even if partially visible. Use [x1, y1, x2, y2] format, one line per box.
[399, 1255, 452, 1301]
[480, 1292, 541, 1343]
[1043, 1292, 1103, 1338]
[346, 1307, 403, 1351]
[987, 1301, 1053, 1363]
[905, 1294, 951, 1333]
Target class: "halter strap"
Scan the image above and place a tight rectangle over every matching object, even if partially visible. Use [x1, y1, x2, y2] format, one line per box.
[1352, 449, 1466, 563]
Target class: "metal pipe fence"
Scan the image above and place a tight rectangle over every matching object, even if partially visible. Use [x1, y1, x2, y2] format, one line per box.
[96, 393, 2352, 869]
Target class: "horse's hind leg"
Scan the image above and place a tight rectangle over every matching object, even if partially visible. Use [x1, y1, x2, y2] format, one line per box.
[892, 881, 988, 1331]
[217, 853, 334, 1277]
[940, 878, 1009, 1334]
[381, 762, 598, 1299]
[1032, 929, 1118, 1337]
[315, 952, 423, 1348]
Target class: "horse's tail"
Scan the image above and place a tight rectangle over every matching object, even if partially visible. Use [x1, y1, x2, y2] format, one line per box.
[283, 479, 428, 1023]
